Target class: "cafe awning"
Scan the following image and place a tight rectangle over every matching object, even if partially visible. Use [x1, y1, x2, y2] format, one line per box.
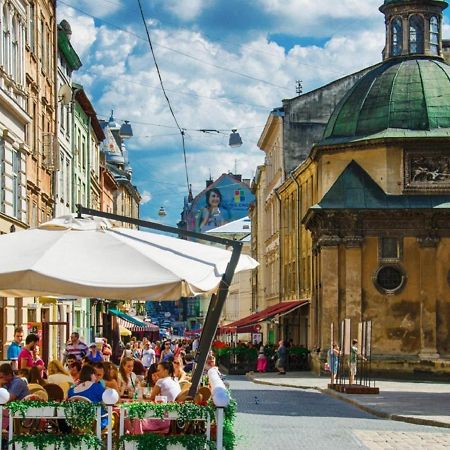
[219, 300, 309, 334]
[109, 308, 159, 332]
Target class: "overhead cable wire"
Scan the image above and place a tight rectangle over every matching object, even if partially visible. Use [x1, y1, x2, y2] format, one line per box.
[59, 0, 292, 92]
[136, 0, 190, 192]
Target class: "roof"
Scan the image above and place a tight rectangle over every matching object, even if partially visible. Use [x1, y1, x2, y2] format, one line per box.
[383, 0, 447, 5]
[58, 29, 82, 70]
[109, 308, 159, 331]
[312, 161, 450, 210]
[73, 83, 105, 142]
[219, 300, 309, 334]
[321, 58, 450, 146]
[206, 216, 251, 234]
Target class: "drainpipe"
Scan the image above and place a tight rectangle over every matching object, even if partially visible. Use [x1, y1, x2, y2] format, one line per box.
[53, 11, 58, 218]
[87, 116, 91, 208]
[291, 173, 301, 300]
[274, 188, 282, 304]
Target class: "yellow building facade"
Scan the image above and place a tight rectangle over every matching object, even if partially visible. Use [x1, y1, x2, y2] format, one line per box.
[269, 0, 450, 374]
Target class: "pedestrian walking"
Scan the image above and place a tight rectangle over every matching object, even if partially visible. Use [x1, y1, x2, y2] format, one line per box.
[256, 344, 267, 372]
[275, 340, 287, 375]
[65, 332, 88, 362]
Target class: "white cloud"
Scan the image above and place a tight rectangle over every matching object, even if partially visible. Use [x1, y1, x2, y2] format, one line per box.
[158, 0, 213, 22]
[140, 190, 153, 204]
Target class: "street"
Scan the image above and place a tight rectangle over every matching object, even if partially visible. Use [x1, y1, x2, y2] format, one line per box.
[228, 376, 450, 450]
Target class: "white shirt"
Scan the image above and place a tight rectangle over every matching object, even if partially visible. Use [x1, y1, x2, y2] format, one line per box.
[141, 349, 156, 368]
[155, 376, 181, 402]
[118, 372, 138, 393]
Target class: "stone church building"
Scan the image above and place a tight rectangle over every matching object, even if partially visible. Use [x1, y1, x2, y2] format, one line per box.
[253, 0, 450, 375]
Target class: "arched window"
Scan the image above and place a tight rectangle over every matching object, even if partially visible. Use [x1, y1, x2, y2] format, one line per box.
[409, 15, 424, 54]
[391, 17, 403, 56]
[430, 16, 439, 55]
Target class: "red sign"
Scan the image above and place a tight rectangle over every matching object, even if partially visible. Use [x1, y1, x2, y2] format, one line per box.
[254, 324, 261, 332]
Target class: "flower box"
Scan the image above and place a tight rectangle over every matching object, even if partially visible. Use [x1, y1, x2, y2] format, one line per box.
[55, 406, 66, 418]
[14, 445, 56, 450]
[22, 406, 55, 417]
[123, 441, 187, 450]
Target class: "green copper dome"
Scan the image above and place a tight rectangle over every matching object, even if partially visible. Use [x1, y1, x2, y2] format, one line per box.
[321, 58, 450, 146]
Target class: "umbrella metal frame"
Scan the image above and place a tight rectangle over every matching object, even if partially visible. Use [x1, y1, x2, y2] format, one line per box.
[76, 205, 243, 398]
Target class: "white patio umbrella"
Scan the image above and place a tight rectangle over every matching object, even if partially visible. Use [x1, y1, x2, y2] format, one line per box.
[0, 215, 258, 300]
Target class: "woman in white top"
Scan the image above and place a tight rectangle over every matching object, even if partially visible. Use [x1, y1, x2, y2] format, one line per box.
[127, 361, 180, 435]
[118, 356, 139, 396]
[150, 361, 181, 402]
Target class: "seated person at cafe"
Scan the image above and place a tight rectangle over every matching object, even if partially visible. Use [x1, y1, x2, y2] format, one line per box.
[128, 362, 180, 435]
[48, 360, 73, 385]
[69, 361, 82, 384]
[150, 361, 180, 402]
[92, 362, 106, 387]
[0, 363, 29, 400]
[65, 354, 77, 371]
[173, 356, 189, 383]
[144, 363, 158, 388]
[118, 357, 139, 396]
[67, 365, 107, 429]
[103, 362, 120, 391]
[28, 366, 47, 387]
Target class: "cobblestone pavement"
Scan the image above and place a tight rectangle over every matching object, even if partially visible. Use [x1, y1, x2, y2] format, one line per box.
[228, 376, 450, 450]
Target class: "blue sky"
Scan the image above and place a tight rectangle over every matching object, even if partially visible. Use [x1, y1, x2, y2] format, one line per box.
[57, 0, 450, 226]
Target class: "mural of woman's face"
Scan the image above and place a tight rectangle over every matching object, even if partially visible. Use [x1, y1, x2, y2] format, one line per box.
[208, 190, 221, 207]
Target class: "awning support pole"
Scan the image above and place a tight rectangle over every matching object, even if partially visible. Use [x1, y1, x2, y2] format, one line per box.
[188, 241, 242, 397]
[75, 205, 243, 397]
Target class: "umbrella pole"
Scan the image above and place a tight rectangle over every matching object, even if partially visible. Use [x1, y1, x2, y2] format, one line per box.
[188, 242, 242, 398]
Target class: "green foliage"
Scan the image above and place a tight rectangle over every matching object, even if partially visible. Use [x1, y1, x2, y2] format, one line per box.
[288, 347, 309, 356]
[62, 400, 98, 432]
[123, 401, 215, 421]
[223, 397, 237, 450]
[10, 433, 102, 450]
[120, 433, 215, 450]
[7, 400, 59, 418]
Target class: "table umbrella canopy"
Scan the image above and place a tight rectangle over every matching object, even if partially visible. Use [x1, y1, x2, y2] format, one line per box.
[0, 215, 258, 300]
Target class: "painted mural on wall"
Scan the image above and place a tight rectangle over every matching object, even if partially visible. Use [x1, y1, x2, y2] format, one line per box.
[186, 174, 255, 233]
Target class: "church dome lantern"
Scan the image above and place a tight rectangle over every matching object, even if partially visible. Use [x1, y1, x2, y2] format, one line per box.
[380, 0, 448, 60]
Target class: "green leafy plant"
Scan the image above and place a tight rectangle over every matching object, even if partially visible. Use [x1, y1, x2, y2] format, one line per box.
[124, 401, 215, 421]
[62, 400, 98, 432]
[223, 397, 237, 450]
[10, 433, 102, 450]
[120, 433, 214, 450]
[7, 400, 59, 418]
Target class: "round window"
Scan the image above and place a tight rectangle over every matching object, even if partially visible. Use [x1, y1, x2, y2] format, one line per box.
[374, 265, 406, 294]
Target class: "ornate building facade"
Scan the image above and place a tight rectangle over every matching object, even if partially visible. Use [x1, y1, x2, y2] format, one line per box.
[291, 0, 449, 374]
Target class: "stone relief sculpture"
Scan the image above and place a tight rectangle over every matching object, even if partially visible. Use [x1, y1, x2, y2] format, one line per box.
[405, 152, 450, 191]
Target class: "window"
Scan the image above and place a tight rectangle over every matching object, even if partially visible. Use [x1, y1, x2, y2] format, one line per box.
[3, 6, 8, 72]
[409, 15, 424, 54]
[391, 17, 403, 57]
[430, 16, 439, 55]
[11, 19, 18, 80]
[379, 237, 402, 261]
[12, 149, 21, 218]
[28, 3, 35, 52]
[373, 265, 406, 294]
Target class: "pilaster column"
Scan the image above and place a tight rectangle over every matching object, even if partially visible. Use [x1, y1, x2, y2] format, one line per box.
[318, 235, 340, 349]
[417, 236, 440, 360]
[343, 236, 363, 333]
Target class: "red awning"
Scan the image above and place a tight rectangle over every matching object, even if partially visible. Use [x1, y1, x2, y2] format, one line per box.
[219, 300, 309, 334]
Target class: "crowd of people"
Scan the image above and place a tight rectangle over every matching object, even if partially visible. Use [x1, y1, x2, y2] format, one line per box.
[0, 328, 213, 435]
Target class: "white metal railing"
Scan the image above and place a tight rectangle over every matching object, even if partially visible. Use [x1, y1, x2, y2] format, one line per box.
[0, 380, 230, 450]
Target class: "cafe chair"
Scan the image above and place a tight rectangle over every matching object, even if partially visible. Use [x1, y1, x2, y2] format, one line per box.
[44, 384, 64, 402]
